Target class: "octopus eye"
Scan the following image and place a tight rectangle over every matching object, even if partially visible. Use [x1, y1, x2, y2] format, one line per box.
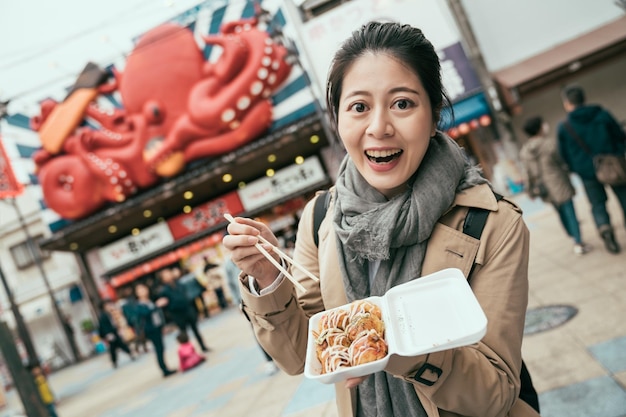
[143, 100, 165, 123]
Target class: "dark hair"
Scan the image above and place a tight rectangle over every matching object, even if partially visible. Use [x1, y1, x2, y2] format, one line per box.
[176, 331, 189, 344]
[562, 85, 585, 107]
[326, 21, 450, 130]
[522, 116, 543, 137]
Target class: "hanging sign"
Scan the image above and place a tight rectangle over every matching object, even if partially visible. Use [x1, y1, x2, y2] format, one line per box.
[98, 222, 175, 271]
[0, 136, 24, 198]
[238, 156, 327, 212]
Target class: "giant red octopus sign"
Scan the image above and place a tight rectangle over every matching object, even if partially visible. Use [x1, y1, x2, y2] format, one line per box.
[30, 18, 292, 220]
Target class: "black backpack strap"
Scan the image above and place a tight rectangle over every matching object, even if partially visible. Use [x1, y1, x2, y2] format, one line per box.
[462, 191, 540, 414]
[462, 192, 503, 240]
[520, 361, 540, 413]
[313, 190, 330, 247]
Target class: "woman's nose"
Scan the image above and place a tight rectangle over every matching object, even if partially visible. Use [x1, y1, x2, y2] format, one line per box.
[365, 110, 393, 138]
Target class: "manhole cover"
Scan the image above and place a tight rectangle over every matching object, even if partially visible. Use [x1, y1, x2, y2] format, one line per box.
[524, 305, 578, 335]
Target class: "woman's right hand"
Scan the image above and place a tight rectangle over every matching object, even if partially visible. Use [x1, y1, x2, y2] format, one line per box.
[222, 216, 282, 290]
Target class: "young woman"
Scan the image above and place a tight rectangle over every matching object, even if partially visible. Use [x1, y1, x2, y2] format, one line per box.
[135, 283, 177, 378]
[519, 115, 590, 255]
[223, 21, 538, 417]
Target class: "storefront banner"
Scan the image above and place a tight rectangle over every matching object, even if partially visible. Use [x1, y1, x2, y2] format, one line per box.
[99, 222, 174, 272]
[238, 156, 327, 212]
[167, 191, 244, 240]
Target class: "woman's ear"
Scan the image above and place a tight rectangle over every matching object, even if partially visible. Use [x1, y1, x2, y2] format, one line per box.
[430, 123, 437, 138]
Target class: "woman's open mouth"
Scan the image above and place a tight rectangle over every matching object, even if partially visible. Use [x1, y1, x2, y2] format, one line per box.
[365, 149, 403, 164]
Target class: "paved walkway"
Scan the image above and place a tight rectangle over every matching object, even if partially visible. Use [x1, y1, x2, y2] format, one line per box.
[1, 186, 625, 417]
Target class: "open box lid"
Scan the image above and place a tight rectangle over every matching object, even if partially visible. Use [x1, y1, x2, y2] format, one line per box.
[382, 268, 488, 357]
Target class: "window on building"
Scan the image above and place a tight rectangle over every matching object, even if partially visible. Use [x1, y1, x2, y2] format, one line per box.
[9, 236, 50, 270]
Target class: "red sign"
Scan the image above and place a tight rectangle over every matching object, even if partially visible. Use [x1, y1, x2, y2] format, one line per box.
[0, 136, 24, 198]
[109, 232, 222, 288]
[167, 191, 244, 240]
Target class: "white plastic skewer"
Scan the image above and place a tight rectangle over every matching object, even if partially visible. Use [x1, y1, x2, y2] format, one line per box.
[224, 214, 307, 293]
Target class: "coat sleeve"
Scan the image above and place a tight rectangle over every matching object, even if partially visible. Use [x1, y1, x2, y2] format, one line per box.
[386, 200, 530, 417]
[239, 194, 325, 375]
[519, 146, 538, 198]
[602, 109, 626, 150]
[556, 123, 572, 168]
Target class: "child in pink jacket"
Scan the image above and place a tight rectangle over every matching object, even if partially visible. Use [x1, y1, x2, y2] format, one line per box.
[177, 331, 206, 372]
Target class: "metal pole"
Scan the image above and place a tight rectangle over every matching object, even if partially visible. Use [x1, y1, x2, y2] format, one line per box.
[0, 320, 48, 417]
[0, 261, 39, 366]
[8, 197, 81, 363]
[74, 251, 103, 322]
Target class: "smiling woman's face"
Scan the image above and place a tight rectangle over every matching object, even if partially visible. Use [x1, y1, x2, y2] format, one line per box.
[337, 52, 435, 199]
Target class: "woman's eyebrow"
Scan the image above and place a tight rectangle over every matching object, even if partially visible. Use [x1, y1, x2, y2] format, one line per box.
[344, 87, 420, 100]
[343, 90, 371, 100]
[389, 86, 420, 95]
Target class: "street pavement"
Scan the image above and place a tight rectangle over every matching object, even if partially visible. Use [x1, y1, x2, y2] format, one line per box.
[1, 184, 626, 417]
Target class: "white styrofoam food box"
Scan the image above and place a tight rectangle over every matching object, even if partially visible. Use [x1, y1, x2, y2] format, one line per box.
[304, 268, 488, 384]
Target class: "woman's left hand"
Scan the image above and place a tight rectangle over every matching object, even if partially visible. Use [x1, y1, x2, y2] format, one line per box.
[345, 375, 369, 389]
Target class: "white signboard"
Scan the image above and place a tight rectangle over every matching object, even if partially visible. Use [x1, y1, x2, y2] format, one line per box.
[238, 156, 327, 211]
[98, 222, 175, 272]
[300, 0, 461, 96]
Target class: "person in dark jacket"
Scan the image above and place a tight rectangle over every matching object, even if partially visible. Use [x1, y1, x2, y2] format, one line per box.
[520, 116, 590, 255]
[121, 297, 149, 355]
[98, 300, 134, 368]
[156, 267, 210, 352]
[557, 84, 626, 254]
[135, 284, 176, 377]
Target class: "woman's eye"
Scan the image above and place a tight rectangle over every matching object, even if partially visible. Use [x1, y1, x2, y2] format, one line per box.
[350, 102, 367, 113]
[394, 99, 413, 110]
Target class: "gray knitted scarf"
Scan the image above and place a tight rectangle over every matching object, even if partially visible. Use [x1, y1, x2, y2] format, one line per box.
[332, 133, 488, 417]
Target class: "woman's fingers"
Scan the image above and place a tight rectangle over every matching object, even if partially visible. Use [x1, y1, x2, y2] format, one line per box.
[345, 375, 369, 389]
[226, 216, 279, 246]
[222, 216, 282, 286]
[222, 233, 258, 251]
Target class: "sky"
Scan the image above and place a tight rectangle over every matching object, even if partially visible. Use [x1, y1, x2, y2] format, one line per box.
[0, 0, 210, 115]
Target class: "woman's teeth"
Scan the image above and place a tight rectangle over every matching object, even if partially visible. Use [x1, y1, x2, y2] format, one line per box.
[365, 149, 402, 163]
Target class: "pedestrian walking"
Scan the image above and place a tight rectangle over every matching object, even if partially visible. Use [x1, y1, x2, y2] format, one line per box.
[204, 258, 229, 310]
[156, 267, 210, 352]
[179, 268, 210, 318]
[520, 115, 591, 255]
[557, 84, 626, 254]
[224, 21, 538, 417]
[223, 257, 242, 306]
[121, 297, 149, 355]
[223, 256, 279, 376]
[97, 300, 135, 369]
[135, 284, 177, 378]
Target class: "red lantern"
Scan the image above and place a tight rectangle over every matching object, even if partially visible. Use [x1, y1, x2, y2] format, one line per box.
[458, 123, 470, 135]
[448, 127, 459, 139]
[469, 119, 479, 130]
[479, 115, 491, 127]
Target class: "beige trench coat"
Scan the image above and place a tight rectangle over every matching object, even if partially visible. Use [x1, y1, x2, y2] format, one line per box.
[519, 136, 575, 206]
[240, 184, 540, 417]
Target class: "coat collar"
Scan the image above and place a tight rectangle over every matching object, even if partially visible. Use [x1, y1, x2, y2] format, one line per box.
[449, 183, 499, 212]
